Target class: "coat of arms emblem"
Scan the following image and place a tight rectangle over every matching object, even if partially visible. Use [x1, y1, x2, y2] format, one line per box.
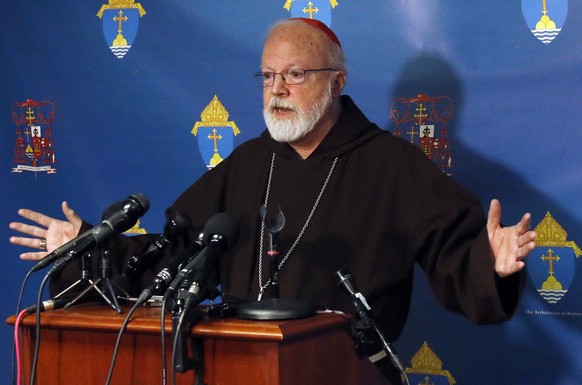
[97, 0, 146, 59]
[284, 0, 338, 26]
[192, 96, 240, 170]
[12, 99, 57, 174]
[529, 212, 579, 304]
[521, 0, 568, 44]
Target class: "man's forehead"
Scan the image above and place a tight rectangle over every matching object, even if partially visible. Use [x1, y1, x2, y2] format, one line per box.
[262, 27, 328, 67]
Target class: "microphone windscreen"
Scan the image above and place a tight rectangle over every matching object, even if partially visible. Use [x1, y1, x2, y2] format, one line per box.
[164, 210, 191, 236]
[129, 192, 150, 214]
[203, 213, 239, 250]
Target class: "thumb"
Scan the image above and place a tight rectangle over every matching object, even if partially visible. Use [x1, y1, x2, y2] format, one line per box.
[487, 199, 502, 237]
[62, 201, 83, 229]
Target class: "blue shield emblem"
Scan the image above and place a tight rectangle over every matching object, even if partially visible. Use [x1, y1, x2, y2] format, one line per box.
[191, 96, 240, 169]
[529, 212, 580, 304]
[196, 127, 235, 170]
[101, 8, 140, 59]
[521, 0, 568, 44]
[290, 0, 333, 26]
[97, 2, 146, 59]
[529, 246, 575, 304]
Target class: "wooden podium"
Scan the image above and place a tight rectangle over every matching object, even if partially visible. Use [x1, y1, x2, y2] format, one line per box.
[8, 304, 390, 385]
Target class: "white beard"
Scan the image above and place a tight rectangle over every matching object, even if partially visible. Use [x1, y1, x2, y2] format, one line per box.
[263, 82, 333, 143]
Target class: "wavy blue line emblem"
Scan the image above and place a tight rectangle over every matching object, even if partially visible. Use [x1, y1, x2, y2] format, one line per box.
[522, 0, 568, 44]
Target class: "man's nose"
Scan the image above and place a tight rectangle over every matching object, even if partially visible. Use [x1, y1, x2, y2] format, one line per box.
[270, 73, 289, 95]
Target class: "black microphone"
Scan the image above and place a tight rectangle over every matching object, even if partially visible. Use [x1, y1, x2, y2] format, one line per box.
[122, 210, 191, 279]
[335, 269, 405, 375]
[163, 212, 239, 302]
[180, 213, 239, 308]
[31, 193, 150, 273]
[335, 269, 373, 323]
[137, 234, 205, 304]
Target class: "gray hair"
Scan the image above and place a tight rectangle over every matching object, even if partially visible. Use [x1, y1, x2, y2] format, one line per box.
[266, 19, 346, 72]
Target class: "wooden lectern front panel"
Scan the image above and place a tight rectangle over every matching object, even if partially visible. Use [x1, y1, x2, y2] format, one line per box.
[10, 305, 390, 385]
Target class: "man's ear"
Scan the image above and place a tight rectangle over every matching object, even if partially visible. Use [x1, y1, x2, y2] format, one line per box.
[332, 71, 346, 97]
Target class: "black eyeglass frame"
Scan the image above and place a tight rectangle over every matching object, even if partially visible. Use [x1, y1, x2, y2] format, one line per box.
[253, 68, 338, 87]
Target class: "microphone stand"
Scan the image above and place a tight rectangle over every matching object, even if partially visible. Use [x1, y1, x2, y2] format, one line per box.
[237, 205, 314, 320]
[64, 249, 129, 313]
[54, 251, 95, 298]
[335, 269, 409, 385]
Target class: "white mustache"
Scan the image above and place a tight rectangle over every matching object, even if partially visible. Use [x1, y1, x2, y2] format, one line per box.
[269, 97, 297, 112]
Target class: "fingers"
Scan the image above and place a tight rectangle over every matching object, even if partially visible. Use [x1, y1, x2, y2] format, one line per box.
[488, 199, 538, 277]
[516, 212, 532, 235]
[9, 235, 49, 261]
[516, 212, 536, 255]
[9, 221, 48, 239]
[9, 235, 43, 248]
[508, 260, 526, 277]
[518, 231, 537, 257]
[62, 201, 82, 229]
[18, 251, 48, 261]
[518, 228, 537, 247]
[15, 208, 54, 228]
[486, 199, 502, 235]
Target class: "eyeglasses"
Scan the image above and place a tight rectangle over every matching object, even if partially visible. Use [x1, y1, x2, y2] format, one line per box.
[253, 68, 337, 87]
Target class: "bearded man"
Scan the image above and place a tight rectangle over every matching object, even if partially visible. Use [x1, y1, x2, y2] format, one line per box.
[10, 18, 536, 385]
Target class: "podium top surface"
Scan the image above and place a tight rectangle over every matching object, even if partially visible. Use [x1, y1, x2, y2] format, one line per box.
[8, 304, 352, 342]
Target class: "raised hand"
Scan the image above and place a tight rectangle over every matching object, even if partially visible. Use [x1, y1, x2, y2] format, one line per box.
[487, 199, 537, 278]
[9, 201, 83, 261]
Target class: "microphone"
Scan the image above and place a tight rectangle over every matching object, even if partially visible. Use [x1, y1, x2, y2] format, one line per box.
[335, 269, 405, 375]
[122, 210, 191, 279]
[180, 213, 239, 308]
[335, 269, 373, 323]
[163, 212, 239, 302]
[137, 234, 205, 304]
[31, 193, 150, 273]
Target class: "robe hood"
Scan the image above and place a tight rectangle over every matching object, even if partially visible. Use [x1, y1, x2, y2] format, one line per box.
[261, 95, 388, 160]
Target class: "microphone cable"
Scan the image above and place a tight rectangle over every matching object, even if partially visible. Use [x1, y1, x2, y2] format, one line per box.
[160, 291, 170, 385]
[171, 309, 188, 385]
[29, 271, 52, 385]
[103, 297, 145, 385]
[13, 309, 28, 385]
[12, 269, 33, 385]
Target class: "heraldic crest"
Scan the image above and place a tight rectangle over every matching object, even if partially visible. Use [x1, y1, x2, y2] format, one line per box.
[97, 0, 146, 59]
[12, 99, 57, 174]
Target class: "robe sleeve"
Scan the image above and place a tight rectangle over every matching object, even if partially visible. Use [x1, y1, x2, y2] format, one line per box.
[411, 152, 525, 324]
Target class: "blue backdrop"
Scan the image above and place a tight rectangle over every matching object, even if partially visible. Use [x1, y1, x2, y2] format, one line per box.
[2, 1, 581, 384]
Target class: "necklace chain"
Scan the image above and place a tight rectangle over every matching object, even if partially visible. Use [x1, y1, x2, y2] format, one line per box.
[257, 153, 338, 299]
